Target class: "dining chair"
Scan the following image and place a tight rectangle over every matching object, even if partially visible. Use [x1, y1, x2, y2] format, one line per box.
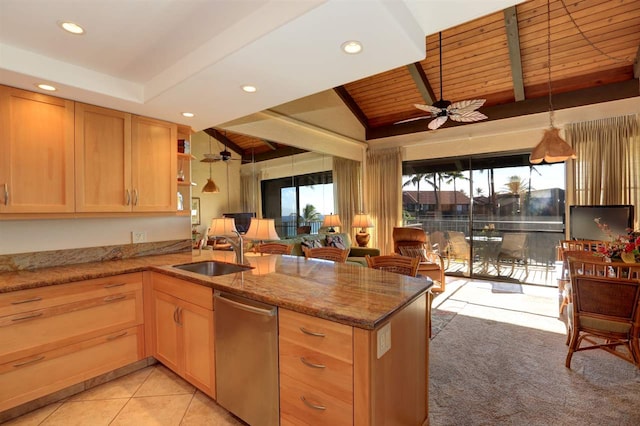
[365, 254, 420, 277]
[302, 246, 349, 263]
[496, 233, 528, 277]
[558, 250, 605, 317]
[565, 258, 640, 369]
[254, 242, 294, 255]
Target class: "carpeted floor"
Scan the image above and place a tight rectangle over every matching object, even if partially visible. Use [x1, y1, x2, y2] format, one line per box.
[429, 279, 640, 426]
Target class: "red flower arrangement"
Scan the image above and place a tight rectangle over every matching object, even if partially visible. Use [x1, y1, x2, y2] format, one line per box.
[594, 218, 640, 262]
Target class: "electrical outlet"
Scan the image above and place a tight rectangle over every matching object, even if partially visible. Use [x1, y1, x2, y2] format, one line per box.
[376, 322, 391, 359]
[131, 231, 146, 243]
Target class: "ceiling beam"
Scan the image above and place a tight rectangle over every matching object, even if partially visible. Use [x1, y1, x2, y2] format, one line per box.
[406, 62, 435, 105]
[203, 128, 244, 155]
[367, 80, 639, 140]
[333, 86, 369, 129]
[634, 45, 640, 79]
[261, 139, 277, 150]
[249, 146, 308, 163]
[503, 6, 525, 102]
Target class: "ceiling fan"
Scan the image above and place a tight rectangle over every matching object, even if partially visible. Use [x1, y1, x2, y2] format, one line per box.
[398, 32, 488, 130]
[201, 135, 243, 163]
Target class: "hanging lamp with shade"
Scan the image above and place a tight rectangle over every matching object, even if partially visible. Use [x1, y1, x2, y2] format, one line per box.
[529, 0, 577, 165]
[202, 136, 220, 193]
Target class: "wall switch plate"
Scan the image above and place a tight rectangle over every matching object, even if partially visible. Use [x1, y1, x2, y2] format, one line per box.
[377, 322, 391, 359]
[131, 231, 146, 243]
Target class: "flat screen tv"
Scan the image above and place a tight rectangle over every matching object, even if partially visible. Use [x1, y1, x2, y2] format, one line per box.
[223, 212, 255, 234]
[569, 205, 634, 240]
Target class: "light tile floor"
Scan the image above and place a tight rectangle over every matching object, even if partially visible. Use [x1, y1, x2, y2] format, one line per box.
[3, 365, 245, 426]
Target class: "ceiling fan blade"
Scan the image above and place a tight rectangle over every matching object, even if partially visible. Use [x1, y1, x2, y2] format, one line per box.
[428, 116, 448, 130]
[394, 116, 430, 125]
[414, 103, 441, 116]
[448, 99, 486, 114]
[450, 111, 488, 123]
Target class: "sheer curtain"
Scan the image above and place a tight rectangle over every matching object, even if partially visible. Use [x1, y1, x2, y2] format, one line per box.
[332, 157, 361, 239]
[566, 114, 640, 229]
[240, 172, 262, 218]
[366, 147, 402, 254]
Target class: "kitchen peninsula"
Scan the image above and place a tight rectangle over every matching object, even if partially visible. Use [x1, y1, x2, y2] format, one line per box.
[0, 249, 432, 425]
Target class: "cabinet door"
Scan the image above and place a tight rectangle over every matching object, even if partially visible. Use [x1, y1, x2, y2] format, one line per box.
[0, 85, 74, 213]
[153, 291, 180, 372]
[131, 116, 177, 212]
[181, 301, 215, 397]
[75, 103, 132, 212]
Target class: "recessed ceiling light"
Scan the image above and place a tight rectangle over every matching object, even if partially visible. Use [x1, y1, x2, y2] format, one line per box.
[242, 85, 257, 93]
[58, 21, 85, 35]
[182, 112, 195, 118]
[341, 40, 363, 54]
[36, 83, 57, 91]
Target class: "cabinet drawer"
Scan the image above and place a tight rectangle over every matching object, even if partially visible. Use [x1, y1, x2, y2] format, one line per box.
[0, 326, 142, 412]
[279, 339, 352, 401]
[0, 273, 143, 318]
[0, 287, 142, 363]
[151, 272, 212, 310]
[279, 309, 352, 362]
[280, 375, 352, 426]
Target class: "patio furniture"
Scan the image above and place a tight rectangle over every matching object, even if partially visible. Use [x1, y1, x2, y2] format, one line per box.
[496, 233, 528, 278]
[446, 231, 472, 267]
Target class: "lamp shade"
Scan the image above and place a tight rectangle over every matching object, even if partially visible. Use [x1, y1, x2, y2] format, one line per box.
[322, 214, 342, 228]
[529, 127, 577, 164]
[202, 178, 220, 193]
[244, 218, 279, 241]
[208, 217, 237, 237]
[352, 213, 373, 229]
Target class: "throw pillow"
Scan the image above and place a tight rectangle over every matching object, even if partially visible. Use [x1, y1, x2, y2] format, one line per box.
[399, 245, 428, 262]
[325, 235, 346, 250]
[301, 237, 323, 249]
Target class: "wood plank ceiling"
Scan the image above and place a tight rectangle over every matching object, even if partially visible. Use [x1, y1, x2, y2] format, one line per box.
[214, 0, 640, 161]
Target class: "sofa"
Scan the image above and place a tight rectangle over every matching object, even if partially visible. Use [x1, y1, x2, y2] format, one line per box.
[275, 232, 379, 266]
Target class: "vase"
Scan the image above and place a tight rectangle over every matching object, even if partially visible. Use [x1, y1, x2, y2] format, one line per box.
[620, 252, 637, 263]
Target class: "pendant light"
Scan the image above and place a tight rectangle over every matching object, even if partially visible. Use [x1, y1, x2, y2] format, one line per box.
[529, 0, 577, 164]
[202, 136, 220, 193]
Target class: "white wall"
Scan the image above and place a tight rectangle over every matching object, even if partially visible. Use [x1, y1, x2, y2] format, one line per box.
[0, 216, 190, 255]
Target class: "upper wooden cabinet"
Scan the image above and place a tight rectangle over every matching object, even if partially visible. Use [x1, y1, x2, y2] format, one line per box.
[75, 103, 132, 212]
[0, 85, 75, 213]
[131, 116, 177, 212]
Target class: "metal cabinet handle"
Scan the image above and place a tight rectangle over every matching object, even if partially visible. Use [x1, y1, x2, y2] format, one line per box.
[11, 297, 42, 305]
[300, 396, 326, 411]
[133, 189, 138, 206]
[3, 183, 8, 206]
[13, 355, 45, 368]
[106, 331, 128, 341]
[11, 312, 43, 322]
[300, 327, 325, 337]
[176, 307, 182, 326]
[103, 294, 126, 303]
[125, 189, 131, 206]
[104, 283, 125, 289]
[300, 357, 326, 369]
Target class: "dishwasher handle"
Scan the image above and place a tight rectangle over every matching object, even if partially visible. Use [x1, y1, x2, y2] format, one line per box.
[216, 293, 276, 317]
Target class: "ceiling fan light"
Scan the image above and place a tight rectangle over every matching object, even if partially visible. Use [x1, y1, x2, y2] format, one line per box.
[529, 127, 577, 164]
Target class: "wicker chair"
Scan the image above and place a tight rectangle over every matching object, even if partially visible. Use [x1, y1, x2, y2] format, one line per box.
[565, 257, 640, 369]
[302, 246, 349, 263]
[392, 227, 446, 292]
[365, 254, 419, 277]
[254, 242, 294, 255]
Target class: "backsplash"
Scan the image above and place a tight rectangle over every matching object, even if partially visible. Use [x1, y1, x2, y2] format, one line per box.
[0, 240, 192, 272]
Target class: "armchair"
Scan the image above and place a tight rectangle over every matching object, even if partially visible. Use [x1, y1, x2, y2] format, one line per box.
[392, 227, 446, 292]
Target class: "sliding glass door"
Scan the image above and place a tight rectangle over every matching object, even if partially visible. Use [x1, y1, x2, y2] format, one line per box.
[403, 153, 565, 285]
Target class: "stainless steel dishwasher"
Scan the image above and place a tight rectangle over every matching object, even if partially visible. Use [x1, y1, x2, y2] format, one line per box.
[214, 291, 279, 426]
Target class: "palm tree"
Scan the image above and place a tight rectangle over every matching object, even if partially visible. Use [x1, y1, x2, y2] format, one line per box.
[403, 174, 426, 214]
[444, 171, 469, 206]
[501, 175, 531, 215]
[301, 204, 321, 224]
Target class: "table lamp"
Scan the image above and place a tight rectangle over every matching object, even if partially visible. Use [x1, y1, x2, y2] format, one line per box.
[322, 214, 342, 233]
[244, 218, 279, 242]
[352, 213, 374, 247]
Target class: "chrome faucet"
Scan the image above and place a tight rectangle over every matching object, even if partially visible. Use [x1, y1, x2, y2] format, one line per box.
[216, 231, 245, 264]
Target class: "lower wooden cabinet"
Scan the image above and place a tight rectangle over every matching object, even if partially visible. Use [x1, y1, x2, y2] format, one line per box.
[0, 273, 145, 412]
[151, 273, 215, 397]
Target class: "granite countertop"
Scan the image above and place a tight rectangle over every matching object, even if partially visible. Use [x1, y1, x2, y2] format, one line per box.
[0, 250, 432, 330]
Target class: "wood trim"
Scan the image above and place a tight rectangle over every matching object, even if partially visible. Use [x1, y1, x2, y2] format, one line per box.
[634, 45, 640, 78]
[333, 86, 369, 129]
[353, 327, 371, 426]
[142, 271, 155, 358]
[504, 6, 525, 102]
[406, 62, 435, 105]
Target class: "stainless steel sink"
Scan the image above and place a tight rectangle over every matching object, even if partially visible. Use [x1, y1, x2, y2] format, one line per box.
[172, 261, 252, 276]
